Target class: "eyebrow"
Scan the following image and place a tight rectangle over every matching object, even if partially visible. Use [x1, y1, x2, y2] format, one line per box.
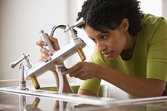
[88, 31, 109, 40]
[97, 31, 109, 37]
[88, 32, 102, 39]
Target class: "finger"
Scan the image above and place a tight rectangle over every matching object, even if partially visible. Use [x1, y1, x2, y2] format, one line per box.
[40, 47, 50, 54]
[73, 72, 91, 80]
[76, 71, 88, 78]
[68, 71, 80, 77]
[62, 63, 81, 75]
[48, 36, 60, 51]
[36, 40, 47, 47]
[40, 57, 47, 62]
[79, 73, 94, 80]
[41, 53, 51, 62]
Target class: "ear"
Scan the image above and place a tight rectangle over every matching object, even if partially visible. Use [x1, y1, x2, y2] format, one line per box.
[120, 18, 129, 31]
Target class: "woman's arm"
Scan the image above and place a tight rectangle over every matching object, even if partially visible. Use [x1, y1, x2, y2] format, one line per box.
[63, 61, 166, 98]
[98, 64, 166, 98]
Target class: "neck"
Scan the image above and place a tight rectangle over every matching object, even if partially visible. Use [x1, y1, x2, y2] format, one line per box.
[121, 33, 136, 61]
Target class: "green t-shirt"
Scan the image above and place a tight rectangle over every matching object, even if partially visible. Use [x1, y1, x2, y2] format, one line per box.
[79, 14, 167, 95]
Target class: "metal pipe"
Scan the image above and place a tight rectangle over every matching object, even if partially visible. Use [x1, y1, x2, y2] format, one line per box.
[31, 76, 40, 89]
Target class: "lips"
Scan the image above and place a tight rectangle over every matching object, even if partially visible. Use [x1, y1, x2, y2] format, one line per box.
[102, 51, 115, 58]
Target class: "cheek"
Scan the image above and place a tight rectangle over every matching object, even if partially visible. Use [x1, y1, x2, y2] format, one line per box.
[113, 35, 126, 51]
[118, 36, 126, 51]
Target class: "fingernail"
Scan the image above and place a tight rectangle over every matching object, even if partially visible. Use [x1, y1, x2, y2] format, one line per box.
[62, 71, 67, 75]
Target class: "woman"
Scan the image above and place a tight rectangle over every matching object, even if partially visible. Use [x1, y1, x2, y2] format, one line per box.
[37, 0, 167, 98]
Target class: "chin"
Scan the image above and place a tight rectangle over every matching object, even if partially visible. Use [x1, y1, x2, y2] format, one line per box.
[106, 55, 118, 60]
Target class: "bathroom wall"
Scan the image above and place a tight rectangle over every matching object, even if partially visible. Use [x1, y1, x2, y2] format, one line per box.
[0, 0, 68, 80]
[0, 0, 2, 79]
[162, 0, 167, 19]
[0, 0, 87, 86]
[140, 0, 162, 16]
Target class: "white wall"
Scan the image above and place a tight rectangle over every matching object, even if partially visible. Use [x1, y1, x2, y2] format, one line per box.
[0, 0, 89, 86]
[0, 0, 68, 81]
[139, 0, 162, 16]
[162, 0, 167, 19]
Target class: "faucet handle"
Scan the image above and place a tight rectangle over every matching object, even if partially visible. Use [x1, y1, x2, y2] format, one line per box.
[10, 53, 30, 68]
[40, 30, 56, 54]
[65, 17, 85, 32]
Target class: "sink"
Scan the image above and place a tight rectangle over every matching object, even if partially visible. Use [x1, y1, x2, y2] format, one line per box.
[0, 84, 115, 106]
[39, 84, 108, 97]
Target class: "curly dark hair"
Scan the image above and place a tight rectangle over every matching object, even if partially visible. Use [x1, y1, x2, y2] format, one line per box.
[77, 0, 144, 36]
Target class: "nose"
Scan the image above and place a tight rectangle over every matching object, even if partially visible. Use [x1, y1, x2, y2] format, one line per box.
[96, 41, 106, 52]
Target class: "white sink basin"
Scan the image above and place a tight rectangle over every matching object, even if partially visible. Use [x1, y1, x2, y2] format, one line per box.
[0, 84, 115, 106]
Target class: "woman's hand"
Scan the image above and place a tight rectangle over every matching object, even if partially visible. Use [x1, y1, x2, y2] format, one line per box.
[36, 35, 60, 62]
[36, 35, 73, 93]
[63, 61, 102, 80]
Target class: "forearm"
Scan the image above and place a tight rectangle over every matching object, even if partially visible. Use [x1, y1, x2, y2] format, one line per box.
[52, 69, 73, 93]
[97, 65, 166, 98]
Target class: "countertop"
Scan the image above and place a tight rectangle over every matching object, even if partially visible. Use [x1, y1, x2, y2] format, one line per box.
[0, 80, 167, 111]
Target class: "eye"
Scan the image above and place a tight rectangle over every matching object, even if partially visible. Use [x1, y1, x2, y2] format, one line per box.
[91, 38, 96, 43]
[99, 33, 109, 40]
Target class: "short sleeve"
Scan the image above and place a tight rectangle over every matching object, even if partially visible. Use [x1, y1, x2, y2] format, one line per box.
[79, 78, 101, 95]
[147, 18, 167, 81]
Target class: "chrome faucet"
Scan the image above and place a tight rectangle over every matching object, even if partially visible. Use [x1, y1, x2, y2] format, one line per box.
[23, 18, 86, 94]
[10, 53, 31, 90]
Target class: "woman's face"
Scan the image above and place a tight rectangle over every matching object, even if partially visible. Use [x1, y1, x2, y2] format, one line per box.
[84, 25, 128, 60]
